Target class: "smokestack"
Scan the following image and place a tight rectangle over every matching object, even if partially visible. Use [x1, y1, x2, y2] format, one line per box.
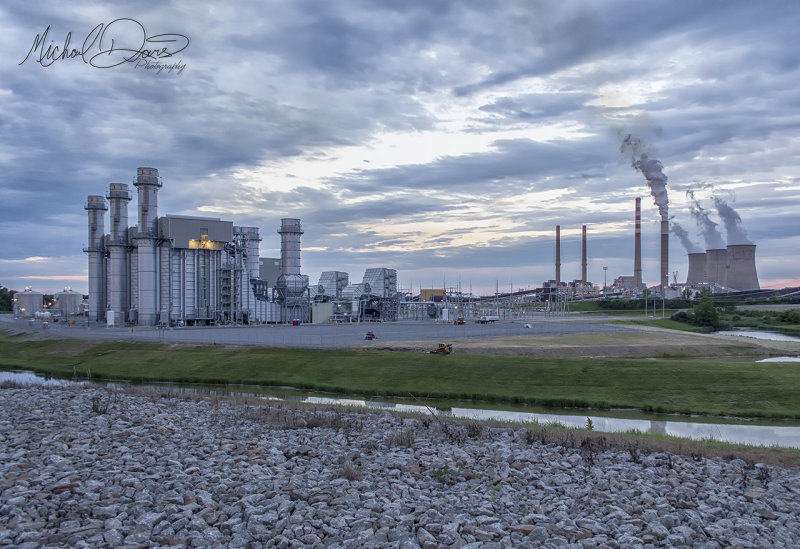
[555, 225, 561, 286]
[107, 183, 132, 324]
[133, 167, 162, 326]
[661, 220, 669, 294]
[686, 252, 707, 286]
[84, 195, 107, 323]
[705, 248, 728, 287]
[581, 225, 587, 286]
[726, 244, 760, 291]
[634, 198, 642, 291]
[278, 218, 303, 275]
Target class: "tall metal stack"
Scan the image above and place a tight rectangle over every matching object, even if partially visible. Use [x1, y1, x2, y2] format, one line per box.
[106, 183, 131, 325]
[275, 218, 309, 322]
[660, 220, 669, 294]
[634, 198, 642, 291]
[725, 244, 760, 291]
[555, 225, 561, 286]
[84, 195, 107, 323]
[581, 225, 587, 286]
[133, 167, 162, 325]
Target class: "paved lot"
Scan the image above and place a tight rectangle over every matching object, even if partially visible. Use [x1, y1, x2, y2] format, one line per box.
[1, 315, 631, 348]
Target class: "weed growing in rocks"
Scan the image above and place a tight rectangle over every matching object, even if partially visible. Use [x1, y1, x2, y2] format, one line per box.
[386, 428, 415, 449]
[337, 458, 363, 481]
[432, 463, 458, 485]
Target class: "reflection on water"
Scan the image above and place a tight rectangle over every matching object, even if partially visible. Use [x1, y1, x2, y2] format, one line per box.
[3, 370, 799, 449]
[717, 330, 800, 342]
[757, 356, 800, 363]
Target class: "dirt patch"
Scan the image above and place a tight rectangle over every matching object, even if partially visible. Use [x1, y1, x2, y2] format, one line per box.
[345, 326, 800, 358]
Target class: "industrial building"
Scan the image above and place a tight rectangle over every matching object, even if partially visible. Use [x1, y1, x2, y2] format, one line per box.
[84, 167, 401, 326]
[85, 168, 264, 326]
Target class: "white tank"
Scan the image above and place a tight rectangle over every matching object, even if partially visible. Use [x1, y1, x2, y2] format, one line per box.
[54, 288, 82, 317]
[15, 288, 43, 317]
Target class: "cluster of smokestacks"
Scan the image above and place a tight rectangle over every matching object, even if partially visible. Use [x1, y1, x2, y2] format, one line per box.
[553, 224, 588, 287]
[621, 135, 669, 292]
[622, 134, 759, 292]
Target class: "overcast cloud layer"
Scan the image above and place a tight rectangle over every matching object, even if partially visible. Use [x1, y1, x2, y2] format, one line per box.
[2, 0, 799, 295]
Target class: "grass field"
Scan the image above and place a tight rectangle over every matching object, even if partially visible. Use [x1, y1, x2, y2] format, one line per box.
[2, 332, 799, 419]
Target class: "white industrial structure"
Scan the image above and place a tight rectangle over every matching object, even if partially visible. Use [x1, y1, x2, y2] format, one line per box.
[85, 168, 264, 326]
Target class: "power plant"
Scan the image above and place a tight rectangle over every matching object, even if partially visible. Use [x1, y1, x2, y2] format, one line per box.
[83, 168, 400, 326]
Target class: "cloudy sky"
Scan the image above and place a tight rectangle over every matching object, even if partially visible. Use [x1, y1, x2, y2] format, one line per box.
[2, 0, 799, 295]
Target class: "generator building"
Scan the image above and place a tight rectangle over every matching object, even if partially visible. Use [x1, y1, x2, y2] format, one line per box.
[85, 168, 264, 326]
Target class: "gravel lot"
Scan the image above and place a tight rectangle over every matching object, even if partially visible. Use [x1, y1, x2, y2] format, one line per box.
[2, 385, 799, 548]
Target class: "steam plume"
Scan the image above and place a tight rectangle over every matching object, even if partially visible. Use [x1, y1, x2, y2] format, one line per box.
[670, 220, 702, 253]
[620, 134, 669, 220]
[713, 196, 752, 245]
[687, 191, 725, 249]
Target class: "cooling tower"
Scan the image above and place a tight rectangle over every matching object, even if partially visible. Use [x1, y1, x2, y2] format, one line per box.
[634, 198, 642, 291]
[85, 195, 107, 323]
[660, 220, 669, 293]
[581, 225, 587, 285]
[555, 225, 561, 286]
[686, 252, 707, 287]
[725, 244, 760, 291]
[705, 248, 728, 287]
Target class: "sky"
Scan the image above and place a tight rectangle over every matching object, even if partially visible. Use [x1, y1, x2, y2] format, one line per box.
[2, 0, 799, 296]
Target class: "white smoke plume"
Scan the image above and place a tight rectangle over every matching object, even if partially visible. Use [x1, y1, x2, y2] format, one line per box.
[687, 190, 725, 249]
[670, 220, 703, 253]
[620, 134, 669, 221]
[713, 196, 753, 245]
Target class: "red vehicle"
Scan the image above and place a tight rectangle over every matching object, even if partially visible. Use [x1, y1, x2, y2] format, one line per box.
[365, 331, 376, 340]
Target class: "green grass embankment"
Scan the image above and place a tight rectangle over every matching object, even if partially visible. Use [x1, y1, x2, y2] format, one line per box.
[1, 333, 799, 419]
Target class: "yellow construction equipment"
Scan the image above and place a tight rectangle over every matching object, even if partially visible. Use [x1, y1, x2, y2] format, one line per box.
[429, 343, 452, 354]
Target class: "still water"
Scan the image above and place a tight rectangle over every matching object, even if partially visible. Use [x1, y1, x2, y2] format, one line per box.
[3, 370, 799, 449]
[716, 330, 800, 342]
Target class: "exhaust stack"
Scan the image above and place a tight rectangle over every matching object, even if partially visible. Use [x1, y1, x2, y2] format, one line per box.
[634, 198, 642, 291]
[661, 220, 669, 294]
[581, 225, 587, 286]
[555, 225, 561, 286]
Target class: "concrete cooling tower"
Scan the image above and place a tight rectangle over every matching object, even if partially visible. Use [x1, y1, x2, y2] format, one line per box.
[686, 252, 707, 286]
[726, 244, 760, 291]
[705, 249, 728, 287]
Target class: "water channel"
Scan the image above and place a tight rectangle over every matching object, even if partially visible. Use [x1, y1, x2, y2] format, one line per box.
[3, 370, 799, 450]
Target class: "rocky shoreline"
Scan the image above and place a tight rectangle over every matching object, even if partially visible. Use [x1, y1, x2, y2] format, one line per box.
[1, 385, 798, 548]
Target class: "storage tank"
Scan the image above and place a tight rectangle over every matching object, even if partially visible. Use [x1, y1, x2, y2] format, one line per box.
[54, 287, 82, 318]
[15, 288, 43, 318]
